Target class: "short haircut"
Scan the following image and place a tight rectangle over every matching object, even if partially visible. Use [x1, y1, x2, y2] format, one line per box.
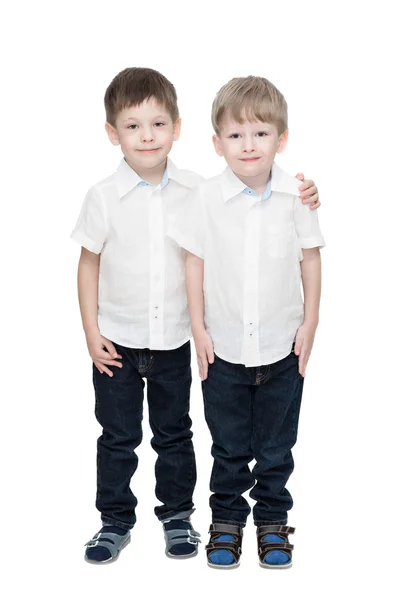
[104, 67, 179, 126]
[212, 76, 288, 135]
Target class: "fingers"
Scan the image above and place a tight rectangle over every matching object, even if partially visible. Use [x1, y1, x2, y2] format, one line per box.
[309, 199, 321, 210]
[94, 362, 114, 377]
[207, 345, 215, 364]
[94, 353, 123, 367]
[294, 338, 302, 356]
[298, 348, 311, 377]
[298, 181, 321, 210]
[300, 184, 317, 198]
[103, 339, 122, 360]
[295, 172, 305, 181]
[298, 178, 314, 192]
[198, 353, 209, 380]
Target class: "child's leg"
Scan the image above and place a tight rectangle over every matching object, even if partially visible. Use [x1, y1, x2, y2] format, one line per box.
[251, 348, 304, 567]
[86, 343, 144, 562]
[202, 355, 255, 567]
[145, 341, 199, 557]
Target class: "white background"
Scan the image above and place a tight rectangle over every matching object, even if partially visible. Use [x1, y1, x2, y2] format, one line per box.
[1, 0, 393, 598]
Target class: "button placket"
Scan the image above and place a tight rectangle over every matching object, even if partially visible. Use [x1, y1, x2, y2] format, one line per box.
[149, 189, 165, 348]
[242, 205, 260, 366]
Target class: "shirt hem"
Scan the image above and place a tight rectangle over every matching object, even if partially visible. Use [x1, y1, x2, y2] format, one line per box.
[70, 230, 102, 254]
[214, 342, 295, 368]
[99, 322, 191, 351]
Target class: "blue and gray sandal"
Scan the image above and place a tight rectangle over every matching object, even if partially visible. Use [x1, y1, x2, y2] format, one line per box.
[257, 525, 295, 569]
[84, 528, 131, 564]
[163, 519, 201, 559]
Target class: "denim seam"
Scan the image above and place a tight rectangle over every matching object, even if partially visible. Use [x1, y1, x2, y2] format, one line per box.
[211, 518, 246, 527]
[256, 365, 271, 385]
[254, 519, 288, 526]
[101, 517, 134, 530]
[138, 353, 154, 374]
[158, 507, 195, 521]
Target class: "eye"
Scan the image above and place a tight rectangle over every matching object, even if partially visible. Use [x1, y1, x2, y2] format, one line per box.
[127, 124, 138, 130]
[154, 122, 165, 127]
[229, 133, 241, 139]
[257, 131, 268, 137]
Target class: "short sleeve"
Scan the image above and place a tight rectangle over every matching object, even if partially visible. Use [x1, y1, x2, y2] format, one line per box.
[293, 196, 325, 250]
[167, 186, 205, 259]
[70, 187, 107, 254]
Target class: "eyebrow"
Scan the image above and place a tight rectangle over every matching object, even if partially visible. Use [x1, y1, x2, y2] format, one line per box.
[123, 114, 169, 123]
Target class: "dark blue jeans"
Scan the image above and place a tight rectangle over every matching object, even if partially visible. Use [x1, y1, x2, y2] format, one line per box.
[202, 347, 304, 527]
[93, 341, 196, 530]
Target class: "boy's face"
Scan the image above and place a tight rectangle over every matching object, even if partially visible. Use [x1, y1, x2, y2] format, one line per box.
[213, 111, 288, 179]
[106, 98, 181, 173]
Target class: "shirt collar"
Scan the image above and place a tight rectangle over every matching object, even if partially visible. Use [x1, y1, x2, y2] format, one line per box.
[166, 158, 196, 189]
[137, 169, 169, 190]
[220, 162, 300, 202]
[114, 158, 144, 199]
[114, 157, 194, 199]
[242, 179, 272, 201]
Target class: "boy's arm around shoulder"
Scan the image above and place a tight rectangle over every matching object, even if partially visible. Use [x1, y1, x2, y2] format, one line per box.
[293, 193, 325, 377]
[296, 248, 322, 378]
[167, 184, 205, 259]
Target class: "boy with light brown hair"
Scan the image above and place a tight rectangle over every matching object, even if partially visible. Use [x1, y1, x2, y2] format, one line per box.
[169, 76, 325, 569]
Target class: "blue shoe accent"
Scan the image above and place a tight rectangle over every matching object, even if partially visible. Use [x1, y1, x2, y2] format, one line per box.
[208, 535, 236, 565]
[262, 534, 291, 566]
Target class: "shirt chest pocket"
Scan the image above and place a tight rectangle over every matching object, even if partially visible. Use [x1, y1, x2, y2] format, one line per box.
[266, 223, 296, 258]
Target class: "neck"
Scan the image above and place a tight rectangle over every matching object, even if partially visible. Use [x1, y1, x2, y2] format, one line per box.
[126, 157, 167, 185]
[235, 166, 272, 194]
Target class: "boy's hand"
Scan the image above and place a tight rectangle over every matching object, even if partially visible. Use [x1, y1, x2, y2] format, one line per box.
[193, 328, 214, 380]
[294, 322, 317, 377]
[85, 327, 123, 377]
[296, 173, 320, 210]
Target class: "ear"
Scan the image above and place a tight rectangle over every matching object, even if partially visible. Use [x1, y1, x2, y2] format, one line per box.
[212, 134, 223, 157]
[105, 122, 120, 146]
[173, 117, 182, 141]
[277, 129, 289, 154]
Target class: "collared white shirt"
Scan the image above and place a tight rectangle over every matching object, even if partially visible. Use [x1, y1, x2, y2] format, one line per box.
[71, 158, 202, 350]
[168, 163, 325, 367]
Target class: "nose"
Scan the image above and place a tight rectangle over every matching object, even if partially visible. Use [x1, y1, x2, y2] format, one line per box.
[141, 127, 154, 143]
[242, 135, 256, 153]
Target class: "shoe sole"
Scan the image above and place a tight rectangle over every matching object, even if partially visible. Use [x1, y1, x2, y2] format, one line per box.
[207, 560, 240, 569]
[259, 559, 292, 569]
[165, 548, 199, 559]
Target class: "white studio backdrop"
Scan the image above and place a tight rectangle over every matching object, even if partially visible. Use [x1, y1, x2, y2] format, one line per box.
[1, 1, 393, 598]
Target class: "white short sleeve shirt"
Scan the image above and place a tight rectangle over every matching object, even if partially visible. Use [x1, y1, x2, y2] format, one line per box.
[168, 163, 325, 367]
[71, 158, 202, 350]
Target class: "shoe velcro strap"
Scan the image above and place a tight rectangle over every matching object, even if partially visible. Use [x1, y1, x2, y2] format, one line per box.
[258, 542, 294, 558]
[209, 523, 243, 536]
[206, 541, 242, 555]
[256, 525, 295, 537]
